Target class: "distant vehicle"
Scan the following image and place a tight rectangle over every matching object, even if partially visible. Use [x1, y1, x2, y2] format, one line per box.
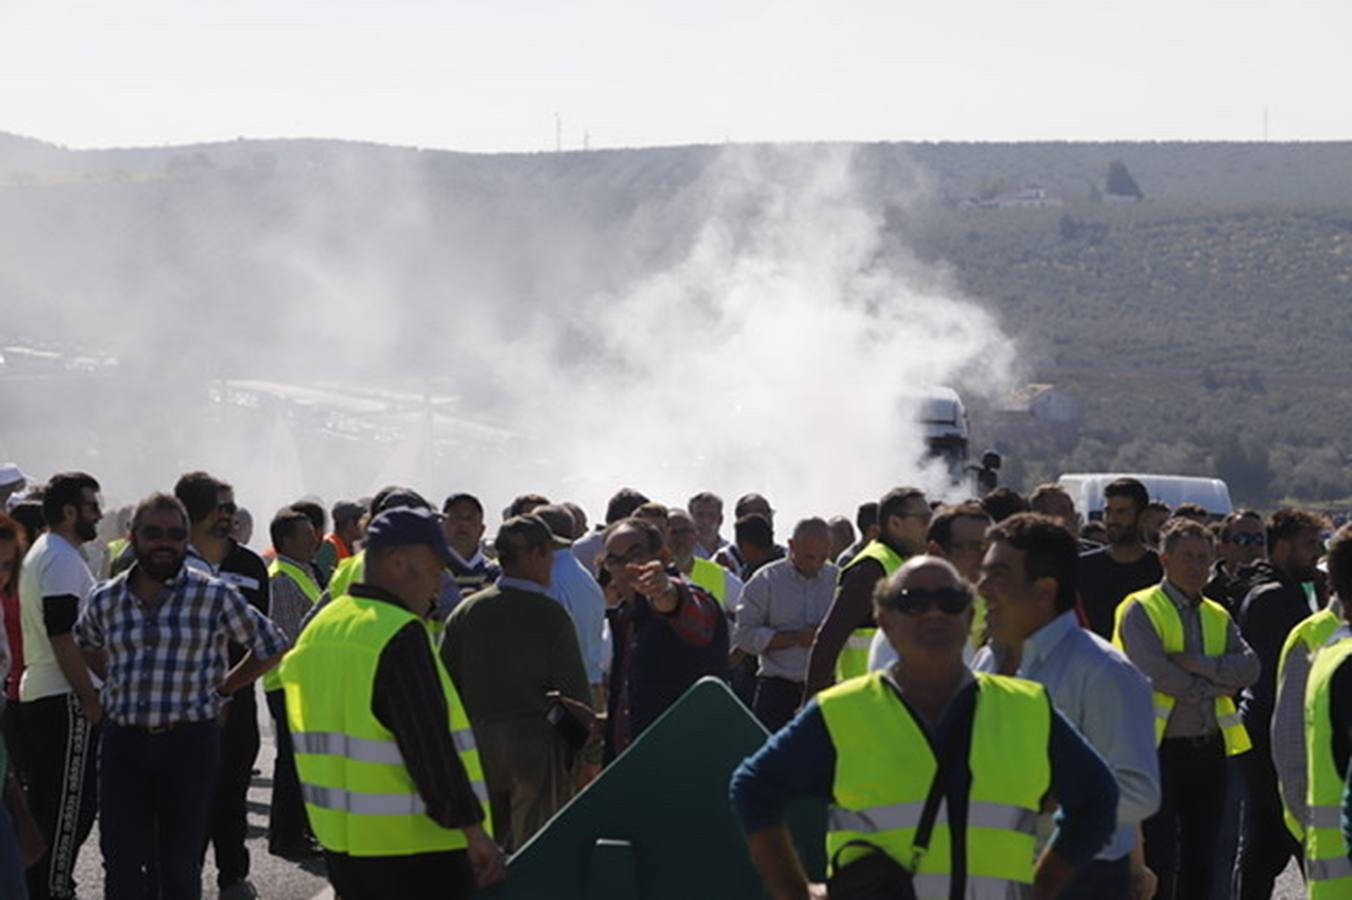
[909, 386, 1000, 497]
[1057, 473, 1234, 521]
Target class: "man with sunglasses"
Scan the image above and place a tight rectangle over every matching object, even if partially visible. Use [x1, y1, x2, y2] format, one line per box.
[732, 556, 1119, 899]
[868, 502, 993, 672]
[600, 517, 728, 755]
[803, 487, 930, 701]
[975, 513, 1160, 899]
[1204, 510, 1267, 611]
[17, 472, 103, 900]
[175, 470, 273, 900]
[75, 492, 285, 899]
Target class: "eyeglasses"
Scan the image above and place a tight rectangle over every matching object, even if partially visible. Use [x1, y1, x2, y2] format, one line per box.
[881, 587, 972, 616]
[948, 540, 986, 555]
[1226, 533, 1265, 547]
[139, 525, 188, 541]
[602, 545, 653, 570]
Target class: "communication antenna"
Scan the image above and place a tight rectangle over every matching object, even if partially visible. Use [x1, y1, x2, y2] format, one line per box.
[583, 130, 590, 151]
[555, 113, 562, 152]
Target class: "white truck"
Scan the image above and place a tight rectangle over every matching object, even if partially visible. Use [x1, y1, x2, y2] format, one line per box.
[909, 386, 999, 498]
[1057, 473, 1234, 520]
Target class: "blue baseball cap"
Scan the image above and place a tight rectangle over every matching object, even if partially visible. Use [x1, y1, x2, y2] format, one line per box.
[364, 507, 454, 564]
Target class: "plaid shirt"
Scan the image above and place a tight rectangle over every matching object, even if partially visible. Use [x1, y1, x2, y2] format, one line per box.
[75, 564, 287, 728]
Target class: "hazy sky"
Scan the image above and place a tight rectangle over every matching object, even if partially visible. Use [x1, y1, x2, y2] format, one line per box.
[3, 0, 1349, 152]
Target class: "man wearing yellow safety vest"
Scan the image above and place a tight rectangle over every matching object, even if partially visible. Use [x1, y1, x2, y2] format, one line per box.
[669, 508, 745, 611]
[279, 506, 505, 898]
[803, 486, 930, 702]
[1271, 593, 1344, 847]
[732, 556, 1119, 899]
[868, 502, 993, 670]
[1113, 518, 1259, 900]
[1300, 524, 1352, 898]
[262, 506, 323, 860]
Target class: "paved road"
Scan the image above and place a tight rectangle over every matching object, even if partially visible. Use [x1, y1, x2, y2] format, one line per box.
[70, 694, 329, 900]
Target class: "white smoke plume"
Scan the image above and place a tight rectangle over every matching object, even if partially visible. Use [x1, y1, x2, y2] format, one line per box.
[2, 141, 1019, 536]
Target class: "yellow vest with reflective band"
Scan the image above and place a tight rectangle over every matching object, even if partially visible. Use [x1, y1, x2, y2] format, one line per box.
[327, 550, 447, 642]
[1111, 585, 1251, 756]
[820, 671, 1051, 895]
[327, 550, 365, 600]
[1276, 608, 1345, 841]
[1304, 635, 1352, 897]
[689, 557, 729, 607]
[263, 558, 322, 693]
[278, 592, 490, 856]
[836, 541, 905, 682]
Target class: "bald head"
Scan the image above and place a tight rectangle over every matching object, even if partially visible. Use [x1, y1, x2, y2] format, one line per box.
[788, 517, 833, 579]
[881, 555, 964, 599]
[875, 554, 973, 663]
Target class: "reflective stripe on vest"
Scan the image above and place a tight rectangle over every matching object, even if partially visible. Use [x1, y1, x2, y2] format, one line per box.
[1304, 636, 1352, 897]
[264, 558, 323, 692]
[279, 592, 490, 856]
[819, 670, 1052, 891]
[688, 558, 728, 606]
[1276, 609, 1345, 842]
[835, 541, 905, 682]
[1111, 585, 1251, 756]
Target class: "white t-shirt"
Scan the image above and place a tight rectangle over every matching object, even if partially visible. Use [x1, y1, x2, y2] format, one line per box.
[19, 532, 96, 701]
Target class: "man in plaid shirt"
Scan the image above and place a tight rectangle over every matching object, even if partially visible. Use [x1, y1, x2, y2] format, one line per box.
[75, 492, 286, 899]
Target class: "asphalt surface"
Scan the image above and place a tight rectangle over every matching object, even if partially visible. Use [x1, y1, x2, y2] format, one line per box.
[70, 693, 330, 900]
[63, 694, 1309, 898]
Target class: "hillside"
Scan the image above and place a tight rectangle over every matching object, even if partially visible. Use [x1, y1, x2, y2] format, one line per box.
[2, 133, 1349, 506]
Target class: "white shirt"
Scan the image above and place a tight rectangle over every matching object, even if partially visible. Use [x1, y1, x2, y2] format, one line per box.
[19, 532, 96, 701]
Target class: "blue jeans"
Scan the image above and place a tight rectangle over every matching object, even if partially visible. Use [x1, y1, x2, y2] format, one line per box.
[0, 795, 28, 900]
[99, 721, 221, 900]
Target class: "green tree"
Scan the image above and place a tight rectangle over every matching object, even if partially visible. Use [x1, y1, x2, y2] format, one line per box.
[1105, 160, 1143, 199]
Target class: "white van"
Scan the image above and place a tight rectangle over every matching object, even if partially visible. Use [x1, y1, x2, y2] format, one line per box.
[1057, 473, 1234, 521]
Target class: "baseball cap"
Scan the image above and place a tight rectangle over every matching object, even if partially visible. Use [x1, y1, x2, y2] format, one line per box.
[494, 515, 556, 558]
[364, 507, 454, 564]
[373, 488, 432, 516]
[532, 505, 577, 548]
[0, 464, 28, 488]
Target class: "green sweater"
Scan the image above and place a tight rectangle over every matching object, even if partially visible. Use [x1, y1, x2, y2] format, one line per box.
[439, 579, 591, 726]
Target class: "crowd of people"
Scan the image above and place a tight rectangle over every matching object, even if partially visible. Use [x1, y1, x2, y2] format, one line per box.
[0, 461, 1348, 899]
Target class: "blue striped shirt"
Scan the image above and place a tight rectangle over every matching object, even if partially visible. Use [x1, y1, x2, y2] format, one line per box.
[75, 565, 286, 728]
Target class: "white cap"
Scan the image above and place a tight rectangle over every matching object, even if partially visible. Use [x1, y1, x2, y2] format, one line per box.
[0, 464, 28, 488]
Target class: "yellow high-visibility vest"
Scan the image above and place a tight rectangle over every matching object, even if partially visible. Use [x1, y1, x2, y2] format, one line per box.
[279, 592, 490, 856]
[1112, 585, 1251, 756]
[819, 670, 1051, 894]
[1303, 635, 1352, 897]
[263, 558, 322, 693]
[835, 541, 905, 682]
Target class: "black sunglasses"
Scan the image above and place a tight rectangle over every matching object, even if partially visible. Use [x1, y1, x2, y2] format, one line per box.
[139, 525, 188, 541]
[881, 587, 972, 616]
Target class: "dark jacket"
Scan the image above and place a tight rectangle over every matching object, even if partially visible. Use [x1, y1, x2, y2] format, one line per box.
[1238, 562, 1317, 741]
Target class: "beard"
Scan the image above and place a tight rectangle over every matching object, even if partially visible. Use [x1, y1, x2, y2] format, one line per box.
[75, 518, 98, 543]
[138, 550, 185, 582]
